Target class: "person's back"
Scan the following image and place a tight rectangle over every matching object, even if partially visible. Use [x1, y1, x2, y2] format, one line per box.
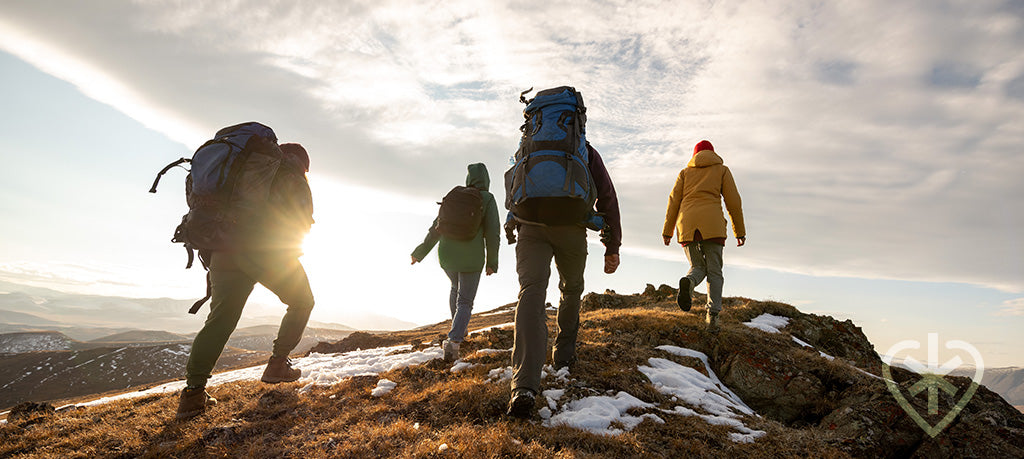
[663, 140, 745, 333]
[412, 163, 500, 361]
[504, 87, 622, 419]
[176, 139, 317, 420]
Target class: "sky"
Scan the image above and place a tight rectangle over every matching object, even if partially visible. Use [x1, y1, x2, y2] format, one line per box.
[0, 1, 1022, 366]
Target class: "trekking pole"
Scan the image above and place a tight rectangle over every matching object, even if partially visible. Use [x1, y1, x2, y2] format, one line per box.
[149, 158, 191, 193]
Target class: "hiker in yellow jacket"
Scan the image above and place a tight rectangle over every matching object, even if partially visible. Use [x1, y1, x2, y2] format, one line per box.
[662, 140, 746, 333]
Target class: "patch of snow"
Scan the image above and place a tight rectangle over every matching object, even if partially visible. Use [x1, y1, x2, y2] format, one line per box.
[467, 322, 514, 336]
[544, 391, 661, 436]
[653, 346, 753, 415]
[477, 308, 512, 317]
[450, 361, 478, 373]
[488, 366, 513, 382]
[545, 365, 570, 383]
[643, 346, 766, 443]
[539, 406, 552, 420]
[67, 344, 443, 409]
[743, 313, 790, 333]
[543, 389, 565, 410]
[438, 443, 449, 452]
[473, 348, 510, 355]
[792, 336, 836, 361]
[371, 379, 397, 397]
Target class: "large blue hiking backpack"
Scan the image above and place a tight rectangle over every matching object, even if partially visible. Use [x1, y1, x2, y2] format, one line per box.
[150, 121, 284, 312]
[505, 86, 598, 227]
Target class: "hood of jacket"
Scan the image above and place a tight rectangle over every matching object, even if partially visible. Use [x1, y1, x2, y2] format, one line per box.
[466, 163, 490, 191]
[687, 150, 724, 168]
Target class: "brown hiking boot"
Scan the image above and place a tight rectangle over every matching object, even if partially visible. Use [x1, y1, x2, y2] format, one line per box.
[176, 386, 216, 420]
[261, 356, 302, 383]
[706, 310, 720, 334]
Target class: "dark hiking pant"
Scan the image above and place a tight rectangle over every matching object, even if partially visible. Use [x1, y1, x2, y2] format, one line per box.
[511, 224, 587, 393]
[185, 250, 315, 388]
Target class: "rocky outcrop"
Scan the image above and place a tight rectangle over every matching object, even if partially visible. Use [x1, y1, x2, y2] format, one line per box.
[585, 285, 1024, 457]
[306, 331, 401, 355]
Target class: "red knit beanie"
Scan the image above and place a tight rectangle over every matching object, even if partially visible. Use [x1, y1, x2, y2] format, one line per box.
[280, 143, 309, 172]
[693, 140, 714, 156]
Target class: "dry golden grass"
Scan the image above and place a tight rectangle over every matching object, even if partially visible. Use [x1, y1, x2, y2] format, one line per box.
[0, 296, 860, 458]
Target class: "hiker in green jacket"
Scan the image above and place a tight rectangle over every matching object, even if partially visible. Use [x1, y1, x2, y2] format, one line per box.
[411, 163, 500, 362]
[176, 143, 316, 420]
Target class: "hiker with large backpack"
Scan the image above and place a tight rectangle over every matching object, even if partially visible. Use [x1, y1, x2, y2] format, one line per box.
[662, 140, 746, 334]
[411, 163, 500, 362]
[503, 87, 622, 419]
[151, 122, 316, 420]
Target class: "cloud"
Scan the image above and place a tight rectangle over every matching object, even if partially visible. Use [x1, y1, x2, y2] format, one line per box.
[0, 0, 1022, 294]
[996, 298, 1024, 316]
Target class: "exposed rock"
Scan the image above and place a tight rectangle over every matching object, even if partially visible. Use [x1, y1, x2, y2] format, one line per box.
[787, 313, 879, 370]
[306, 331, 398, 355]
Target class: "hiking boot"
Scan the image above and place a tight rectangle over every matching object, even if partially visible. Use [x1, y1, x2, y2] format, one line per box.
[677, 277, 692, 312]
[507, 388, 536, 419]
[176, 386, 216, 420]
[706, 310, 720, 334]
[553, 354, 577, 370]
[443, 340, 461, 362]
[261, 356, 302, 383]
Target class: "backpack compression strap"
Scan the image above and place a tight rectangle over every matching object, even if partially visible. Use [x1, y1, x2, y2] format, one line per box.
[187, 250, 213, 314]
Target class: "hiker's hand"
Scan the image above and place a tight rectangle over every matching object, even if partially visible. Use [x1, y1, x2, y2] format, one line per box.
[662, 235, 672, 246]
[411, 256, 420, 265]
[737, 237, 746, 247]
[604, 254, 620, 274]
[486, 267, 495, 276]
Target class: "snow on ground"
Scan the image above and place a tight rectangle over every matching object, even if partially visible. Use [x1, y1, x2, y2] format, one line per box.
[450, 361, 479, 373]
[477, 308, 513, 317]
[467, 322, 514, 336]
[644, 346, 754, 417]
[743, 313, 790, 333]
[473, 348, 510, 355]
[67, 344, 442, 408]
[371, 379, 397, 397]
[544, 391, 665, 436]
[639, 345, 765, 443]
[792, 336, 835, 361]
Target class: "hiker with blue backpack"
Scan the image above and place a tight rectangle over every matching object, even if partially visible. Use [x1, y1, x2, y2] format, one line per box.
[153, 123, 316, 420]
[503, 87, 622, 419]
[662, 140, 746, 334]
[411, 163, 500, 362]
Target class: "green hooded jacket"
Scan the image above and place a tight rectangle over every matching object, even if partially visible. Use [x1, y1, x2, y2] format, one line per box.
[412, 163, 500, 273]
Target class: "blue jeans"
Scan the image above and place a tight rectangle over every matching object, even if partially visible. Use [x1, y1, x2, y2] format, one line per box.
[685, 241, 724, 313]
[444, 270, 481, 342]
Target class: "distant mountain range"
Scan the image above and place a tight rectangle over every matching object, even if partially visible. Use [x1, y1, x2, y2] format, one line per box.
[0, 324, 354, 409]
[886, 356, 1024, 408]
[0, 278, 417, 335]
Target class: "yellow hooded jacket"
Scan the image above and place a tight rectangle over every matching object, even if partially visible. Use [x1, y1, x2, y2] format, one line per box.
[662, 149, 745, 243]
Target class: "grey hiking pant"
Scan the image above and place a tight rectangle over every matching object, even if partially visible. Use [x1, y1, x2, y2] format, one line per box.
[511, 224, 587, 393]
[685, 241, 724, 313]
[185, 250, 315, 388]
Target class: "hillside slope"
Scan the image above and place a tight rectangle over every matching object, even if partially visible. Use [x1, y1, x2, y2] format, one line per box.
[1, 286, 1022, 458]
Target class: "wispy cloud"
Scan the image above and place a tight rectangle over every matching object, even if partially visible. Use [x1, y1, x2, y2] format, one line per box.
[996, 298, 1024, 316]
[0, 0, 1022, 294]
